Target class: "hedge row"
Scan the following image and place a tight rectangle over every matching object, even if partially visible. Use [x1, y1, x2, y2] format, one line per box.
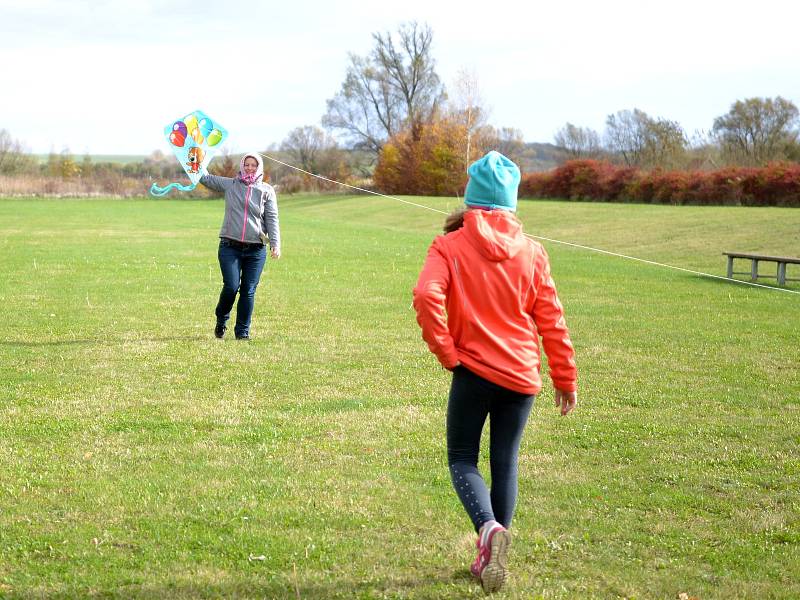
[519, 160, 800, 207]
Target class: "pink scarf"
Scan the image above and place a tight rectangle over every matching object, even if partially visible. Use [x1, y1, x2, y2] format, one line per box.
[239, 153, 263, 185]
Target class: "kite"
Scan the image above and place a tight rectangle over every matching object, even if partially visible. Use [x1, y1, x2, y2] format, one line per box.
[149, 109, 228, 196]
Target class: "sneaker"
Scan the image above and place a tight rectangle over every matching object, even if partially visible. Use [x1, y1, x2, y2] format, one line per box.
[214, 323, 226, 338]
[235, 334, 250, 340]
[470, 522, 511, 593]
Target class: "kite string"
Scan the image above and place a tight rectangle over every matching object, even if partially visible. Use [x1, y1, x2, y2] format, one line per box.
[259, 153, 445, 214]
[259, 152, 800, 296]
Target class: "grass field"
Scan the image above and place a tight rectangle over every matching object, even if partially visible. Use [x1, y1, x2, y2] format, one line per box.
[0, 194, 798, 599]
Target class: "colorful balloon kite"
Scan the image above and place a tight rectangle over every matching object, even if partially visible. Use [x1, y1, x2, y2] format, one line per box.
[150, 109, 228, 196]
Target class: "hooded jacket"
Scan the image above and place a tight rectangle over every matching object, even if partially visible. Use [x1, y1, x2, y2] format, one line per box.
[199, 153, 280, 250]
[413, 209, 576, 395]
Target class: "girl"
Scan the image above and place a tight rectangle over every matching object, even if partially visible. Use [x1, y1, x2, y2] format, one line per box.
[412, 151, 578, 593]
[200, 153, 281, 340]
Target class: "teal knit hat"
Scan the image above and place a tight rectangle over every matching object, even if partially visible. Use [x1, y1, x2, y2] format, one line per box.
[464, 151, 521, 211]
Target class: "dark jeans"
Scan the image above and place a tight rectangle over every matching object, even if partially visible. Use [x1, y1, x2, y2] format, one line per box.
[216, 239, 267, 338]
[447, 366, 535, 532]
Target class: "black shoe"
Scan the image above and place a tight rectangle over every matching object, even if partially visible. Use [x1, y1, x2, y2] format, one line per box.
[214, 323, 226, 338]
[235, 334, 250, 340]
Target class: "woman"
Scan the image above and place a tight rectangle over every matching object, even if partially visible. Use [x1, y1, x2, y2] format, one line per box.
[412, 151, 578, 593]
[200, 153, 280, 340]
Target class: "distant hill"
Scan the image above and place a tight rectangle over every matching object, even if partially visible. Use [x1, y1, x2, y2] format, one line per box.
[517, 143, 568, 173]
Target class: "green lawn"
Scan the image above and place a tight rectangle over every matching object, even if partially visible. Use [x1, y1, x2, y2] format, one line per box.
[0, 195, 798, 599]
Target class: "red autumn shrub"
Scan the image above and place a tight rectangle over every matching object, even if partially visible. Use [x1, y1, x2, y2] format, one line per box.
[541, 160, 608, 200]
[600, 165, 639, 201]
[519, 161, 800, 207]
[745, 162, 800, 206]
[518, 172, 550, 198]
[624, 175, 658, 204]
[652, 170, 691, 204]
[706, 167, 752, 205]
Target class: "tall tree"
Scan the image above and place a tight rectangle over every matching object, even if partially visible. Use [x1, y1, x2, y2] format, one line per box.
[448, 67, 489, 169]
[489, 127, 526, 167]
[604, 109, 687, 168]
[58, 148, 80, 179]
[279, 125, 351, 188]
[280, 125, 332, 173]
[604, 109, 650, 166]
[213, 147, 238, 178]
[0, 129, 34, 175]
[554, 123, 601, 159]
[712, 96, 799, 166]
[374, 117, 468, 196]
[322, 21, 446, 156]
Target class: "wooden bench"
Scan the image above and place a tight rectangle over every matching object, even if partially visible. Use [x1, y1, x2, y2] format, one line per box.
[723, 252, 800, 286]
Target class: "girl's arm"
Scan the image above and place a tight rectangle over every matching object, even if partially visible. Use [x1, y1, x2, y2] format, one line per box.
[261, 187, 281, 256]
[412, 238, 459, 369]
[531, 245, 577, 393]
[199, 174, 231, 192]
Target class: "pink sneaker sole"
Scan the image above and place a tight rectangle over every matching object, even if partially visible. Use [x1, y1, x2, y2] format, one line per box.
[481, 528, 511, 593]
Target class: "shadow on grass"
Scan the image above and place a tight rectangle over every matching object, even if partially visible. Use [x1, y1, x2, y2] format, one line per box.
[700, 274, 800, 294]
[0, 336, 208, 347]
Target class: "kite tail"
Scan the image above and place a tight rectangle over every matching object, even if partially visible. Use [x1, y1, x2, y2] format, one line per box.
[149, 181, 197, 196]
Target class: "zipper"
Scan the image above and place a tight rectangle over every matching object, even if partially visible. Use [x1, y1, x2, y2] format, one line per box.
[241, 184, 252, 241]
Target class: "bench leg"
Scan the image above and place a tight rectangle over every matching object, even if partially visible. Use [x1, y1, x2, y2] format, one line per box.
[727, 256, 734, 279]
[751, 259, 759, 281]
[778, 262, 786, 286]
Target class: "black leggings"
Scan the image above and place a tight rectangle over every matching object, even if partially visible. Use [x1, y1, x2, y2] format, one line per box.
[447, 366, 535, 532]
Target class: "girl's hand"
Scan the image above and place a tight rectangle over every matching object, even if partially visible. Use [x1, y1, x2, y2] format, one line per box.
[554, 389, 577, 416]
[270, 248, 281, 259]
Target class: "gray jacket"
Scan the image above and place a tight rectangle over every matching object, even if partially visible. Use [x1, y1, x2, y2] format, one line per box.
[200, 174, 281, 251]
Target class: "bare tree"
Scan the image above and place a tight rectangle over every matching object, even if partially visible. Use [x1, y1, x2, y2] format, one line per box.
[712, 96, 799, 166]
[0, 129, 34, 175]
[279, 125, 351, 188]
[642, 117, 687, 169]
[448, 67, 490, 168]
[215, 147, 238, 178]
[490, 127, 526, 166]
[604, 109, 650, 166]
[280, 125, 332, 173]
[685, 129, 721, 170]
[322, 21, 446, 155]
[604, 109, 687, 168]
[554, 123, 601, 159]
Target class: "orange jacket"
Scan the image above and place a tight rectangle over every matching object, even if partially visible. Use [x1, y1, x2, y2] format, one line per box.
[413, 209, 577, 395]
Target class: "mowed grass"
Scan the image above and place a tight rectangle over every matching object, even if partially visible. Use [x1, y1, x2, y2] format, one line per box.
[0, 195, 798, 599]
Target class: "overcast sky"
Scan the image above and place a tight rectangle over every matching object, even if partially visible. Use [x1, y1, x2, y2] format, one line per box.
[2, 0, 799, 155]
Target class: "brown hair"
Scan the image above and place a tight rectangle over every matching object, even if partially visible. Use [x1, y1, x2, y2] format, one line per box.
[443, 207, 468, 233]
[443, 206, 522, 234]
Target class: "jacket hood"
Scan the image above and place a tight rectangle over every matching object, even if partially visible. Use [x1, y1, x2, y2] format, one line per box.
[462, 209, 525, 262]
[239, 153, 264, 184]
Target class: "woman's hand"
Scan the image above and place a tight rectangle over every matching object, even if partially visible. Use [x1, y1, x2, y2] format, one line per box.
[270, 248, 281, 259]
[554, 389, 577, 416]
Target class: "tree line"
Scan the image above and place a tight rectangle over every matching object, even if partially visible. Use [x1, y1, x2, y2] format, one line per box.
[2, 21, 798, 202]
[274, 21, 800, 197]
[557, 97, 800, 169]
